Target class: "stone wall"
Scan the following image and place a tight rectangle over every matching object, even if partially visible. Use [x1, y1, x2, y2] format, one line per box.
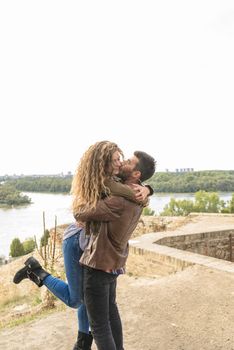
[127, 245, 192, 277]
[157, 229, 234, 262]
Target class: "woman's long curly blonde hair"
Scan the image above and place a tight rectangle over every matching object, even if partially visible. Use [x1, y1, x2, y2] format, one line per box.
[71, 141, 123, 214]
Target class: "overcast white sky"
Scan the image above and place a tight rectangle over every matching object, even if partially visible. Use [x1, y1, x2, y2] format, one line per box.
[0, 1, 233, 175]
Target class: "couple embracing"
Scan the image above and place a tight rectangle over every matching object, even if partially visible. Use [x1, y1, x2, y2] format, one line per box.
[14, 140, 156, 350]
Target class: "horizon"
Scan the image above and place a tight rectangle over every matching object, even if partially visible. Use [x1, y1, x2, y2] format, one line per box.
[1, 168, 234, 177]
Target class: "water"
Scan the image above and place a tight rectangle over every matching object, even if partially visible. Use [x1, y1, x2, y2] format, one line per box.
[0, 192, 74, 258]
[0, 192, 232, 257]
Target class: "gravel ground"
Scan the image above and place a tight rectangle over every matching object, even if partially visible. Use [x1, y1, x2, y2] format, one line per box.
[1, 264, 234, 350]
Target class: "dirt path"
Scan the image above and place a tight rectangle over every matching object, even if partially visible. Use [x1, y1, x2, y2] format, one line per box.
[1, 265, 234, 350]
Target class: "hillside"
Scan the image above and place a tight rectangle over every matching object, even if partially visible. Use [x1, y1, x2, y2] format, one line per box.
[1, 216, 234, 349]
[1, 216, 180, 329]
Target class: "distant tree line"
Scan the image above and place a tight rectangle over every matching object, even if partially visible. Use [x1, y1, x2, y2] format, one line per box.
[7, 176, 72, 193]
[147, 170, 234, 192]
[0, 183, 31, 207]
[4, 171, 234, 194]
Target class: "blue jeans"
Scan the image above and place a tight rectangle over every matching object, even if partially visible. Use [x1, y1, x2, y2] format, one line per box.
[43, 229, 89, 334]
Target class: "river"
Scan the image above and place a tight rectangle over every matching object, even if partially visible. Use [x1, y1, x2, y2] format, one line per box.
[0, 191, 232, 257]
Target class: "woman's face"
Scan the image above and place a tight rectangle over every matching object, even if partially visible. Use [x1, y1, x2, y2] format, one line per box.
[107, 150, 122, 176]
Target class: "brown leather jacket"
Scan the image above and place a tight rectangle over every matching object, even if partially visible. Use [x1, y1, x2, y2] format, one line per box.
[75, 186, 143, 270]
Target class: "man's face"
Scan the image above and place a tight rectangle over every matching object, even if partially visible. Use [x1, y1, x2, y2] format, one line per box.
[118, 155, 139, 181]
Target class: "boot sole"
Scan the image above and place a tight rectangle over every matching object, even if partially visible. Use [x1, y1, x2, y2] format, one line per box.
[13, 257, 42, 284]
[13, 265, 29, 284]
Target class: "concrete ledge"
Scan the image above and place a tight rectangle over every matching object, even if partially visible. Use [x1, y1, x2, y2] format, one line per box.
[129, 230, 234, 275]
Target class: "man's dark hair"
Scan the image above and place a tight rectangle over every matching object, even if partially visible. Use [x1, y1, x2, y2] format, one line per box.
[134, 151, 156, 182]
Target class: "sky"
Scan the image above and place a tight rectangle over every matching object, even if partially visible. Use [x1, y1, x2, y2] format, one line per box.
[0, 0, 234, 175]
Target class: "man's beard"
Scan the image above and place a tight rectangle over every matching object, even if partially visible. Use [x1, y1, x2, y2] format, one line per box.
[117, 170, 129, 182]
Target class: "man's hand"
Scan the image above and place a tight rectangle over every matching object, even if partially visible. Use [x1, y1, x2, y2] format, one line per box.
[132, 184, 150, 202]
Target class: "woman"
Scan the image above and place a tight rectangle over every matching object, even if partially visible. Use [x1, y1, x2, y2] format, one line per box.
[13, 141, 151, 350]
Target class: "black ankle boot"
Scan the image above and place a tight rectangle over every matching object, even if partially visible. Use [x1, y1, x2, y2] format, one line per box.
[13, 257, 50, 287]
[73, 331, 93, 350]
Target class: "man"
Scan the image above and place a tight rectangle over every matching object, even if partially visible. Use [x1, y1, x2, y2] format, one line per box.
[75, 151, 156, 350]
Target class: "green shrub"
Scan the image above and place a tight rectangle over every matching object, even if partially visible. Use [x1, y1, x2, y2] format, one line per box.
[10, 238, 25, 257]
[142, 206, 155, 216]
[40, 229, 50, 248]
[160, 190, 226, 216]
[22, 238, 36, 254]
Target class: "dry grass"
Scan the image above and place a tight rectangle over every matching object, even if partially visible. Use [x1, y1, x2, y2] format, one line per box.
[1, 245, 69, 330]
[0, 294, 28, 309]
[0, 302, 65, 329]
[0, 253, 64, 330]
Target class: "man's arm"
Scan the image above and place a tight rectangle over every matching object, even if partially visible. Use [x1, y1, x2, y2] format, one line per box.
[105, 178, 153, 204]
[105, 178, 137, 201]
[74, 196, 126, 223]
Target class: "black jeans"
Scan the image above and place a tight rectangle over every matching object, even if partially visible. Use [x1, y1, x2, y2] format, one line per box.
[83, 266, 124, 350]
